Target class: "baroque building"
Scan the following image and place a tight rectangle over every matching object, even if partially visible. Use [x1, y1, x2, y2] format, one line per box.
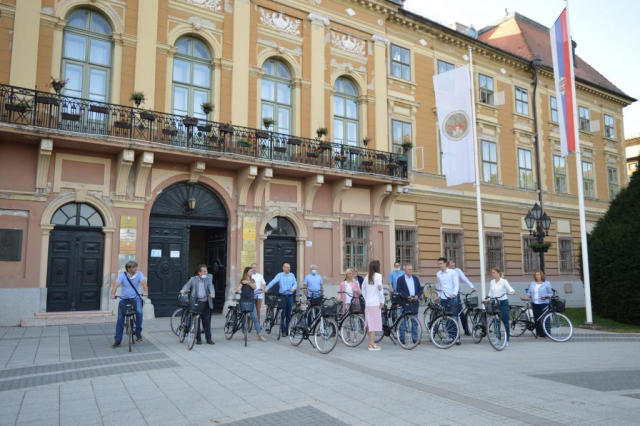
[0, 0, 633, 325]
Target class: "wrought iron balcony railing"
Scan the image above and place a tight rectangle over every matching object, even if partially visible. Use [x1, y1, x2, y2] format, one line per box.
[0, 84, 408, 179]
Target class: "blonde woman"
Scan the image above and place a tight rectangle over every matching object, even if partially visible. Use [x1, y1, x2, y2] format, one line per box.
[486, 268, 515, 345]
[361, 260, 384, 351]
[340, 269, 362, 343]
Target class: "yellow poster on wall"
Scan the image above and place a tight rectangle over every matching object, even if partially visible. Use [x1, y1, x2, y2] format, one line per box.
[120, 216, 137, 229]
[243, 217, 257, 240]
[119, 241, 136, 254]
[241, 250, 257, 267]
[243, 239, 256, 251]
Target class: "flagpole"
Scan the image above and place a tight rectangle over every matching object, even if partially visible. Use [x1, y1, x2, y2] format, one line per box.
[565, 0, 593, 324]
[468, 46, 487, 300]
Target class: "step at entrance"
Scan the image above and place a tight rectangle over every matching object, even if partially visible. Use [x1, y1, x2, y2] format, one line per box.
[21, 311, 116, 327]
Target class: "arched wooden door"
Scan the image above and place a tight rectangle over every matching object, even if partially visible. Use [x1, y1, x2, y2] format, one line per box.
[263, 217, 297, 284]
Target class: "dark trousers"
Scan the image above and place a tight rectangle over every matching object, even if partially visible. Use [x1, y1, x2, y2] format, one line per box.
[532, 303, 547, 337]
[280, 294, 293, 333]
[114, 298, 143, 342]
[197, 302, 212, 341]
[457, 294, 470, 334]
[500, 299, 510, 341]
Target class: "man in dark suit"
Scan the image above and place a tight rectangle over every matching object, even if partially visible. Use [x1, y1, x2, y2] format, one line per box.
[396, 264, 421, 344]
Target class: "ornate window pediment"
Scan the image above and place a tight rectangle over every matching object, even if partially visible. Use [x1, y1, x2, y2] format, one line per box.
[331, 31, 366, 56]
[259, 8, 301, 36]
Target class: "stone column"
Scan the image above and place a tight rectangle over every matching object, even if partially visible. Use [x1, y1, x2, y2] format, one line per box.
[372, 35, 390, 151]
[307, 13, 330, 135]
[231, 0, 252, 126]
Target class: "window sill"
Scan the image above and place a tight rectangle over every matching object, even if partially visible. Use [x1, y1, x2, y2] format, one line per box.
[512, 112, 532, 121]
[477, 101, 499, 111]
[388, 75, 417, 88]
[579, 129, 594, 137]
[604, 136, 618, 144]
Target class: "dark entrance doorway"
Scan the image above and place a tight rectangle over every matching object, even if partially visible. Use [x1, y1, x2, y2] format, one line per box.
[148, 183, 228, 316]
[263, 217, 297, 283]
[46, 203, 105, 312]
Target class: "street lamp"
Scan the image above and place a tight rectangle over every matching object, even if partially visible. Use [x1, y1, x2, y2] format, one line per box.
[524, 202, 552, 273]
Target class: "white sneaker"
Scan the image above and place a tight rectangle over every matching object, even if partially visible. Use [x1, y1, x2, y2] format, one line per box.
[352, 337, 357, 343]
[505, 341, 509, 347]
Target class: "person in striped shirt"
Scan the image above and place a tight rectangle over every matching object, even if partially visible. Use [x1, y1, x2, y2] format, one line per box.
[265, 262, 298, 336]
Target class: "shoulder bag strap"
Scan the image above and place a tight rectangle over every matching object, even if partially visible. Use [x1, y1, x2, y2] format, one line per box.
[125, 274, 143, 299]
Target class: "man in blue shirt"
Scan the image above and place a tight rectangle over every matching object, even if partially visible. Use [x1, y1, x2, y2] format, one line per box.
[387, 261, 403, 292]
[303, 264, 323, 299]
[265, 262, 298, 336]
[110, 261, 148, 348]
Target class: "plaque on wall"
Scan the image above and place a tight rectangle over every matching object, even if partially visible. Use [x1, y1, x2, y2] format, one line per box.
[0, 229, 23, 261]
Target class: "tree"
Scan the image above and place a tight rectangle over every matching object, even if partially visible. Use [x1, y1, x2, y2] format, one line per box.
[579, 171, 640, 325]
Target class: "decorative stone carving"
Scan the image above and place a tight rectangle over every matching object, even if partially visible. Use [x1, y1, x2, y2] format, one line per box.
[331, 31, 366, 56]
[307, 12, 330, 26]
[260, 8, 301, 36]
[186, 0, 222, 11]
[371, 34, 390, 46]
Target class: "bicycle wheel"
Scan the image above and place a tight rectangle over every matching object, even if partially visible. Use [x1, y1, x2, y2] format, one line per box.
[128, 316, 134, 352]
[430, 315, 459, 349]
[543, 312, 573, 342]
[472, 323, 485, 344]
[244, 314, 248, 347]
[289, 312, 304, 346]
[314, 318, 338, 354]
[340, 314, 366, 347]
[264, 307, 273, 334]
[418, 295, 427, 307]
[374, 310, 387, 343]
[465, 309, 477, 335]
[394, 315, 422, 350]
[170, 308, 185, 336]
[509, 308, 528, 337]
[224, 309, 236, 340]
[422, 305, 434, 332]
[179, 315, 188, 343]
[187, 315, 198, 350]
[307, 306, 321, 324]
[247, 315, 254, 333]
[487, 316, 507, 351]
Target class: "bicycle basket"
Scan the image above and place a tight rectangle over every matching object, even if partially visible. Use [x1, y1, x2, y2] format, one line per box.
[123, 301, 136, 316]
[190, 299, 207, 315]
[322, 300, 339, 317]
[551, 298, 566, 313]
[486, 299, 501, 314]
[351, 295, 365, 313]
[177, 293, 190, 308]
[443, 299, 461, 316]
[309, 295, 323, 306]
[402, 299, 419, 315]
[265, 294, 278, 306]
[391, 293, 403, 305]
[466, 297, 479, 308]
[277, 295, 288, 309]
[240, 299, 254, 313]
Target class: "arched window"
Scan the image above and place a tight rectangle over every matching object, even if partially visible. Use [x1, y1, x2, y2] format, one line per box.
[173, 37, 212, 119]
[62, 9, 112, 101]
[51, 203, 104, 227]
[264, 217, 296, 237]
[261, 59, 291, 135]
[333, 78, 358, 146]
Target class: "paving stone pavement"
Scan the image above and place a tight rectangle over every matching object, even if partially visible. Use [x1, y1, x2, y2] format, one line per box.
[0, 316, 639, 426]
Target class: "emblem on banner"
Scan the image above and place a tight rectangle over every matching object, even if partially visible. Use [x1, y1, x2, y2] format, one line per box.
[443, 111, 470, 140]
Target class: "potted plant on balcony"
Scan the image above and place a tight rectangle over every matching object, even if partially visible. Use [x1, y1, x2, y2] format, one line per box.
[363, 136, 372, 147]
[49, 76, 69, 94]
[5, 101, 31, 113]
[206, 131, 219, 143]
[316, 127, 328, 139]
[334, 151, 348, 162]
[114, 116, 132, 129]
[529, 241, 552, 253]
[201, 101, 214, 115]
[129, 91, 146, 107]
[220, 121, 234, 134]
[262, 117, 275, 129]
[162, 123, 178, 136]
[89, 104, 109, 114]
[237, 137, 253, 148]
[182, 115, 198, 127]
[61, 110, 81, 121]
[307, 147, 322, 158]
[139, 109, 156, 121]
[288, 137, 302, 146]
[401, 134, 413, 152]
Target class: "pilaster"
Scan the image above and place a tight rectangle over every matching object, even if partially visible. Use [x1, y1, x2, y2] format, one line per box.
[308, 13, 330, 135]
[10, 0, 41, 88]
[115, 150, 135, 196]
[237, 165, 258, 208]
[331, 178, 352, 215]
[36, 139, 53, 192]
[372, 184, 392, 220]
[133, 1, 159, 108]
[372, 34, 390, 152]
[252, 168, 273, 210]
[231, 0, 252, 126]
[134, 152, 154, 199]
[304, 174, 324, 214]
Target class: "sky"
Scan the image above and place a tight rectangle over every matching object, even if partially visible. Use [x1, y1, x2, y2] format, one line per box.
[404, 0, 640, 139]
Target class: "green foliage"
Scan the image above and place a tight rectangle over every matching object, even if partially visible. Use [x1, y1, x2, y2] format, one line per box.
[580, 171, 640, 325]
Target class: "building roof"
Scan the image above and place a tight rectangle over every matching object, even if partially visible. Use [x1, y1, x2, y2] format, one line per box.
[626, 135, 640, 148]
[478, 13, 635, 102]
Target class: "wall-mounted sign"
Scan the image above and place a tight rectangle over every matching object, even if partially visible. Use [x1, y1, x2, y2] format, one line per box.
[170, 251, 180, 258]
[120, 216, 137, 229]
[119, 241, 136, 254]
[120, 229, 136, 241]
[150, 249, 162, 258]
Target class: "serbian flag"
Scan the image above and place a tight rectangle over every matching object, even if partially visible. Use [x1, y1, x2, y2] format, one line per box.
[550, 9, 578, 157]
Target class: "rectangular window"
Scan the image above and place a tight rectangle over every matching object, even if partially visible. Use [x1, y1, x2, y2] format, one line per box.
[518, 148, 534, 189]
[392, 120, 412, 156]
[579, 106, 590, 132]
[522, 235, 539, 273]
[582, 161, 595, 198]
[442, 229, 464, 271]
[553, 155, 567, 194]
[391, 45, 411, 81]
[550, 96, 558, 123]
[485, 232, 504, 271]
[437, 60, 454, 74]
[396, 226, 418, 269]
[515, 87, 529, 115]
[479, 74, 494, 105]
[559, 237, 574, 273]
[344, 221, 370, 271]
[604, 114, 615, 139]
[607, 167, 620, 200]
[481, 141, 498, 183]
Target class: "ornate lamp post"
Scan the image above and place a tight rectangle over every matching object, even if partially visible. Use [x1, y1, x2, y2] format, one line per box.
[524, 202, 552, 273]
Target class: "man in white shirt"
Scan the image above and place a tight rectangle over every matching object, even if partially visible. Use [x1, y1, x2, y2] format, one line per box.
[436, 257, 461, 345]
[251, 263, 266, 322]
[448, 260, 476, 336]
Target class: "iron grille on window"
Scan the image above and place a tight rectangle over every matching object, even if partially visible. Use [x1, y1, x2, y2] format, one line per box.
[559, 237, 574, 273]
[485, 232, 504, 271]
[522, 235, 539, 273]
[442, 228, 464, 271]
[344, 221, 370, 271]
[396, 226, 418, 270]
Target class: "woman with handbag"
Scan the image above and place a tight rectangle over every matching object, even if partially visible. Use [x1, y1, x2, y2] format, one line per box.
[361, 260, 384, 351]
[486, 268, 515, 346]
[523, 270, 554, 338]
[234, 266, 267, 342]
[339, 268, 362, 343]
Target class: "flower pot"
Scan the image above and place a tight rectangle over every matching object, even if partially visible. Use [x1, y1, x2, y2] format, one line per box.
[89, 105, 109, 114]
[256, 131, 270, 139]
[5, 104, 28, 113]
[531, 246, 549, 253]
[202, 108, 213, 115]
[320, 142, 332, 150]
[51, 83, 65, 94]
[197, 124, 212, 133]
[316, 132, 327, 139]
[140, 112, 155, 121]
[237, 141, 252, 148]
[308, 153, 321, 159]
[274, 146, 287, 153]
[182, 118, 198, 126]
[362, 160, 373, 167]
[220, 126, 234, 134]
[288, 138, 302, 146]
[133, 99, 142, 107]
[162, 128, 178, 136]
[349, 148, 361, 155]
[37, 96, 58, 105]
[61, 112, 81, 121]
[397, 156, 407, 162]
[114, 121, 131, 129]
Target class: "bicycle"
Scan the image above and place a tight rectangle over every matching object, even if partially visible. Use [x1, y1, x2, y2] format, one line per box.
[374, 294, 422, 350]
[418, 283, 440, 307]
[425, 292, 461, 349]
[115, 296, 138, 352]
[176, 294, 206, 350]
[509, 290, 573, 342]
[336, 291, 366, 347]
[459, 292, 481, 335]
[263, 292, 287, 340]
[288, 297, 340, 354]
[471, 293, 508, 351]
[223, 293, 255, 347]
